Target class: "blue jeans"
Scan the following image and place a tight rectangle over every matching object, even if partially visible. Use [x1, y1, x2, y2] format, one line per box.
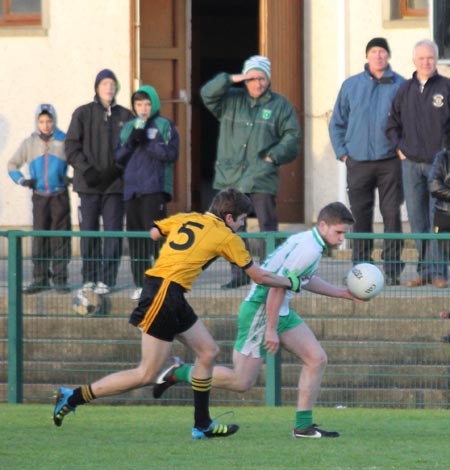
[401, 159, 443, 278]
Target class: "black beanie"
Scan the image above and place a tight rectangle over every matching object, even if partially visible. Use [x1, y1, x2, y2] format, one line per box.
[366, 37, 390, 56]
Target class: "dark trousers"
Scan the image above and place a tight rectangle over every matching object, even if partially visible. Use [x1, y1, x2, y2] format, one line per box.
[78, 193, 124, 286]
[126, 193, 166, 287]
[32, 190, 71, 285]
[231, 193, 278, 281]
[346, 157, 404, 277]
[433, 210, 450, 280]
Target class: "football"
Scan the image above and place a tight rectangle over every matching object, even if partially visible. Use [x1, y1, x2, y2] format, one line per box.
[72, 285, 104, 316]
[346, 263, 384, 300]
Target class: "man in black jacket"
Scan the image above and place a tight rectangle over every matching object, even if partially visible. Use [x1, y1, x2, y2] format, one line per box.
[65, 69, 133, 294]
[386, 39, 450, 289]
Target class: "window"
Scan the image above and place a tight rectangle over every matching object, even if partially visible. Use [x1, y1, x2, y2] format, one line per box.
[401, 0, 428, 16]
[0, 0, 41, 26]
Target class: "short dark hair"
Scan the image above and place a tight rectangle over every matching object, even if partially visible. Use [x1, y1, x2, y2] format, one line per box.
[38, 110, 54, 120]
[208, 188, 253, 221]
[132, 91, 151, 102]
[317, 202, 354, 226]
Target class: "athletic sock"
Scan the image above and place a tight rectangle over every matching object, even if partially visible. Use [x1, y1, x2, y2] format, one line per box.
[68, 385, 96, 407]
[296, 409, 313, 430]
[173, 364, 193, 383]
[192, 376, 212, 429]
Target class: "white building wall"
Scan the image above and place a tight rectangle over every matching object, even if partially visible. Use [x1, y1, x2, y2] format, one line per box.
[0, 0, 445, 228]
[304, 0, 432, 224]
[0, 0, 132, 227]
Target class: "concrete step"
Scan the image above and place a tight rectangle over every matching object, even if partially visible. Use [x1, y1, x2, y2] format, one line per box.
[2, 361, 448, 390]
[3, 287, 450, 318]
[2, 338, 449, 367]
[1, 316, 448, 351]
[3, 382, 447, 409]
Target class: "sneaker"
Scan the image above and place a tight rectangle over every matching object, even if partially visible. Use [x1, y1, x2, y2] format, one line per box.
[192, 421, 239, 439]
[53, 386, 76, 427]
[406, 277, 428, 287]
[130, 287, 143, 301]
[293, 424, 340, 438]
[23, 282, 51, 295]
[94, 282, 110, 295]
[153, 356, 184, 399]
[432, 277, 449, 289]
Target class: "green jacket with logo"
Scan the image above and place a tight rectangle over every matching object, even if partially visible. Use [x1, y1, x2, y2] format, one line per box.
[201, 72, 301, 195]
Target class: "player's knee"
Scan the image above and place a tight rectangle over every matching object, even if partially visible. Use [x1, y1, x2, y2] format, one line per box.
[234, 376, 257, 393]
[316, 350, 328, 370]
[199, 344, 220, 365]
[308, 349, 328, 370]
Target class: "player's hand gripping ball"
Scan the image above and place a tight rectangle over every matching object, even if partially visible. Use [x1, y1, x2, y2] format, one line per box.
[72, 284, 104, 316]
[346, 263, 384, 300]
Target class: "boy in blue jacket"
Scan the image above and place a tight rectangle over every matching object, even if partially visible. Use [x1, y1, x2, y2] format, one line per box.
[8, 104, 71, 294]
[116, 85, 179, 300]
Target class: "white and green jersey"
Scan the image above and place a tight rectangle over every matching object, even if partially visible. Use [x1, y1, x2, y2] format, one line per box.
[244, 226, 326, 316]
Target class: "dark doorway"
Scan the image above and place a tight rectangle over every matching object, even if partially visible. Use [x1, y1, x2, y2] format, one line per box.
[191, 0, 259, 211]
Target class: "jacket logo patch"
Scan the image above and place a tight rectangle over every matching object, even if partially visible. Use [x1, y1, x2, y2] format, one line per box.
[262, 109, 272, 120]
[432, 94, 444, 108]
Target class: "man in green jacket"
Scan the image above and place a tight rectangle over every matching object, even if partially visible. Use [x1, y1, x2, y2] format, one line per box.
[201, 55, 301, 289]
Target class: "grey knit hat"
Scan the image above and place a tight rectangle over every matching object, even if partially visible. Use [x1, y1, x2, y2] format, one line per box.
[242, 55, 271, 80]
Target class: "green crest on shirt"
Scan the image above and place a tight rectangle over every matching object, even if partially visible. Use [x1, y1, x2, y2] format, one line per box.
[261, 109, 272, 120]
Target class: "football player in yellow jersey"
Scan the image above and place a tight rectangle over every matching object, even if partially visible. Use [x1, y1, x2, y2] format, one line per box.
[53, 188, 301, 439]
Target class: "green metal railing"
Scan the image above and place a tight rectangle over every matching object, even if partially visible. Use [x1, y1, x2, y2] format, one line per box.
[3, 230, 283, 405]
[2, 230, 450, 408]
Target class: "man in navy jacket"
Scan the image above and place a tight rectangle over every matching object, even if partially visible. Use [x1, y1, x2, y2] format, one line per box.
[386, 39, 450, 288]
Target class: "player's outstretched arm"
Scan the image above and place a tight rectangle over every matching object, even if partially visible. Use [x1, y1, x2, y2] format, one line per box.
[246, 264, 295, 290]
[303, 276, 365, 302]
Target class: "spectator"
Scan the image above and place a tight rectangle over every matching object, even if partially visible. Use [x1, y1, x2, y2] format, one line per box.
[8, 104, 71, 294]
[116, 85, 179, 300]
[386, 39, 450, 288]
[65, 69, 133, 294]
[52, 188, 303, 438]
[153, 202, 362, 438]
[200, 55, 301, 289]
[329, 37, 405, 286]
[428, 149, 450, 290]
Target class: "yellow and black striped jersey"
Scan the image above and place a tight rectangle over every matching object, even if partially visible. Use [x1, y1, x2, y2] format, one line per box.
[147, 211, 253, 291]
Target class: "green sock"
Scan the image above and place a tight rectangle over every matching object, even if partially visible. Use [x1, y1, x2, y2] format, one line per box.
[296, 410, 313, 430]
[173, 364, 193, 383]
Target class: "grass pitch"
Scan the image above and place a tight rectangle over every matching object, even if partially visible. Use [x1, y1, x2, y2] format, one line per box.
[1, 404, 449, 469]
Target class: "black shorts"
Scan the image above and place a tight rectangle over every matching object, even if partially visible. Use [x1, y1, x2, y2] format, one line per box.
[129, 276, 198, 341]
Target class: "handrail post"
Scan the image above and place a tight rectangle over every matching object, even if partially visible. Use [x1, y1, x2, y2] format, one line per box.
[8, 231, 23, 403]
[264, 232, 282, 406]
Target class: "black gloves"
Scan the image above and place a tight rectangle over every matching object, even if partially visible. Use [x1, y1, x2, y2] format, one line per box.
[102, 165, 123, 184]
[83, 166, 101, 187]
[21, 179, 37, 189]
[129, 128, 147, 147]
[83, 165, 123, 189]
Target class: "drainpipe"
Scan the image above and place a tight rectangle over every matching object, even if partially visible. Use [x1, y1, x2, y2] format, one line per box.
[337, 0, 348, 205]
[133, 0, 141, 89]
